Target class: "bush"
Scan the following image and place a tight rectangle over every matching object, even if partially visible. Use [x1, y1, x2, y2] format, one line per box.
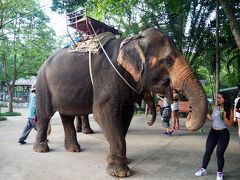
[0, 102, 7, 107]
[0, 112, 21, 116]
[0, 116, 7, 121]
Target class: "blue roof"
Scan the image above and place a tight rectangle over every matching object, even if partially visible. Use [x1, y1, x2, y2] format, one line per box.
[64, 37, 81, 48]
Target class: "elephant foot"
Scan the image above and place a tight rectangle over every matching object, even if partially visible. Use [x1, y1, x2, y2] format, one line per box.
[147, 121, 153, 126]
[82, 128, 94, 134]
[106, 163, 131, 177]
[33, 141, 49, 153]
[65, 141, 81, 152]
[76, 127, 82, 133]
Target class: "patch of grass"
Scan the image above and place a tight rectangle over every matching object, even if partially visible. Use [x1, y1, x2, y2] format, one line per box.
[0, 116, 7, 121]
[0, 112, 21, 116]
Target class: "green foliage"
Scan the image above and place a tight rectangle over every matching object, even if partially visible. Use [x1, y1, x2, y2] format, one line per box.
[0, 112, 21, 116]
[0, 0, 60, 112]
[51, 0, 87, 13]
[0, 0, 57, 82]
[50, 0, 240, 95]
[0, 116, 7, 121]
[0, 5, 56, 76]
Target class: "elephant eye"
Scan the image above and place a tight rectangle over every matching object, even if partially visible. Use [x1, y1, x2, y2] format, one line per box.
[160, 57, 173, 68]
[163, 78, 170, 86]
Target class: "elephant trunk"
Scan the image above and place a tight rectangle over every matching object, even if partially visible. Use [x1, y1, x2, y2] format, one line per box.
[142, 91, 157, 126]
[171, 56, 208, 131]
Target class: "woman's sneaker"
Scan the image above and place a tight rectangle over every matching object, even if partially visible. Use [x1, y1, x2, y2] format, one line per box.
[169, 130, 174, 135]
[216, 172, 223, 180]
[164, 132, 168, 135]
[194, 168, 207, 176]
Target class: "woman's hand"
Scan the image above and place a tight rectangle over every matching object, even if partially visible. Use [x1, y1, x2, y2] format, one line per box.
[207, 113, 212, 121]
[223, 111, 234, 127]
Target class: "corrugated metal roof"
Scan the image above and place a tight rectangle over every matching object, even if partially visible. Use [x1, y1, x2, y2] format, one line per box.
[14, 76, 36, 86]
[220, 86, 239, 92]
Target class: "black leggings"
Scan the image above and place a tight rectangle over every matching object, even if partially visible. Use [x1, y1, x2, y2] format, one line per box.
[202, 128, 230, 172]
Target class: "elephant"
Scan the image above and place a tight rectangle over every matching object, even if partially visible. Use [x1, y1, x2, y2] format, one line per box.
[75, 92, 156, 135]
[33, 27, 207, 177]
[75, 115, 94, 134]
[142, 91, 157, 126]
[133, 90, 157, 126]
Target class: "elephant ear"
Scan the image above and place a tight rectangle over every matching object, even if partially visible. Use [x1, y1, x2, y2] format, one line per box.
[117, 35, 146, 82]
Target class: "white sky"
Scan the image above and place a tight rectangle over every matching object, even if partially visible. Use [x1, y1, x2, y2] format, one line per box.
[39, 0, 69, 37]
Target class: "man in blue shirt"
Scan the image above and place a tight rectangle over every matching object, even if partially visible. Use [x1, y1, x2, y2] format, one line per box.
[18, 84, 37, 144]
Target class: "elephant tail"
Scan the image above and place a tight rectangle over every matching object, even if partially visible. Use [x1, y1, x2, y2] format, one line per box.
[36, 69, 54, 123]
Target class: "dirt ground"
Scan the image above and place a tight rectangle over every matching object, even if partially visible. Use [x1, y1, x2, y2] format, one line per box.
[0, 107, 240, 180]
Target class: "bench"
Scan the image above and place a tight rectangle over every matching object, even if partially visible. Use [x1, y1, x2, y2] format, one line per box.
[179, 101, 190, 113]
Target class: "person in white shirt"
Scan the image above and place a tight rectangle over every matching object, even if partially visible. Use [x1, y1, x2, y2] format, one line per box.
[171, 89, 179, 130]
[234, 91, 240, 143]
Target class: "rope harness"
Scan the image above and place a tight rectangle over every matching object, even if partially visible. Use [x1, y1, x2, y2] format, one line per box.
[87, 19, 141, 94]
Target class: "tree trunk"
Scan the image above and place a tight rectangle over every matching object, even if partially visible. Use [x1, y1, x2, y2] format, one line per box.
[219, 0, 240, 50]
[215, 0, 220, 104]
[6, 84, 13, 113]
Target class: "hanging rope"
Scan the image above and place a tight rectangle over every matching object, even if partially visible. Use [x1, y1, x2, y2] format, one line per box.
[88, 48, 94, 86]
[87, 18, 141, 94]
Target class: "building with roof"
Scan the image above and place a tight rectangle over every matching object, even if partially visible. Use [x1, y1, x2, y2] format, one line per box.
[0, 76, 36, 102]
[220, 84, 240, 105]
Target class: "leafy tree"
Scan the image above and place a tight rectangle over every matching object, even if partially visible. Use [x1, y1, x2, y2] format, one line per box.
[0, 0, 57, 112]
[219, 0, 240, 51]
[50, 0, 240, 97]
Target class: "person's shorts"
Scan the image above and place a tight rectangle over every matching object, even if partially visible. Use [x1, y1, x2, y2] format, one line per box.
[162, 107, 171, 128]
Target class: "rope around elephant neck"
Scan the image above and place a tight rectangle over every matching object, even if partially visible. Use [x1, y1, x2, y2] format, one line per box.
[87, 19, 141, 94]
[88, 48, 94, 86]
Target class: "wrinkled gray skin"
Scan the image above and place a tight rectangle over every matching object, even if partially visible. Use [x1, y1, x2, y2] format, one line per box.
[143, 92, 157, 126]
[75, 115, 94, 134]
[33, 28, 207, 177]
[75, 92, 156, 134]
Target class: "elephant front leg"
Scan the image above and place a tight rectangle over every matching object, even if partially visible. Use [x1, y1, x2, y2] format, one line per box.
[94, 104, 130, 177]
[60, 114, 81, 152]
[106, 143, 130, 177]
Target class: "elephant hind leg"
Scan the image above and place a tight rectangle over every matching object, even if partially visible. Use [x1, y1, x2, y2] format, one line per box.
[75, 115, 94, 134]
[75, 116, 82, 133]
[34, 114, 53, 152]
[33, 116, 51, 153]
[34, 77, 54, 153]
[61, 114, 81, 152]
[81, 115, 94, 134]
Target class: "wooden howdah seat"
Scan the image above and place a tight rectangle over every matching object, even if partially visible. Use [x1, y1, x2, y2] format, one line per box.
[66, 10, 120, 35]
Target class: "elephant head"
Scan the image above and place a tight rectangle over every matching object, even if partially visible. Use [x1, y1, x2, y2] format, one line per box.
[118, 28, 207, 131]
[118, 33, 173, 104]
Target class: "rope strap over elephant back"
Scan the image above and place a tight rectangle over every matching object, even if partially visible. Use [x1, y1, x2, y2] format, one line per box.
[87, 20, 141, 94]
[68, 32, 116, 54]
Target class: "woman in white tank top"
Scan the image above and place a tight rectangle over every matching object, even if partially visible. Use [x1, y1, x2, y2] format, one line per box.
[194, 92, 233, 180]
[171, 89, 179, 130]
